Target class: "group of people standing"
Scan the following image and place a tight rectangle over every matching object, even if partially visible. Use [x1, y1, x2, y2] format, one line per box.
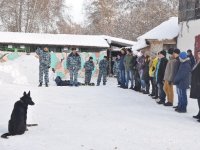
[113, 47, 200, 122]
[36, 47, 108, 87]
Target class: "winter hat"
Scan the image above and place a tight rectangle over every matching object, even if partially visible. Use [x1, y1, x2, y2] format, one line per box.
[127, 48, 132, 53]
[159, 50, 166, 57]
[187, 49, 192, 53]
[173, 49, 180, 55]
[179, 52, 187, 59]
[89, 56, 93, 60]
[167, 48, 174, 55]
[71, 47, 77, 51]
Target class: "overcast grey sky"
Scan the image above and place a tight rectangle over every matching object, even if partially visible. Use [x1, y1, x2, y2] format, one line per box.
[66, 0, 85, 24]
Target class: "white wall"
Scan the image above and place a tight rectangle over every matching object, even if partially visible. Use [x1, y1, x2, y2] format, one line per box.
[177, 19, 200, 51]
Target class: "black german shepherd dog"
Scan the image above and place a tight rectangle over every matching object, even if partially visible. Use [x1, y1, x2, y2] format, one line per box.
[1, 91, 36, 139]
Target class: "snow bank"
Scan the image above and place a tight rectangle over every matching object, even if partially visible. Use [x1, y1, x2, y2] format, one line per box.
[0, 55, 39, 85]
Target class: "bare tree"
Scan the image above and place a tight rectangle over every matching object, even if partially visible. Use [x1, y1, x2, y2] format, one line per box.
[83, 0, 178, 40]
[0, 0, 72, 33]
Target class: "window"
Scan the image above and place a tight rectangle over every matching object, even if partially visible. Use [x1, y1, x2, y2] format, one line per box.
[195, 0, 200, 19]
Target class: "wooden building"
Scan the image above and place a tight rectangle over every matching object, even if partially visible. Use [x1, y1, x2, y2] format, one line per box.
[132, 17, 179, 54]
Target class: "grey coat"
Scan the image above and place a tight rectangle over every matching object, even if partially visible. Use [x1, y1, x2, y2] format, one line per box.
[164, 57, 180, 82]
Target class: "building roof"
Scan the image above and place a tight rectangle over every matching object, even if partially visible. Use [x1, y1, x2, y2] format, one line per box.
[132, 17, 179, 51]
[0, 32, 110, 48]
[102, 35, 136, 47]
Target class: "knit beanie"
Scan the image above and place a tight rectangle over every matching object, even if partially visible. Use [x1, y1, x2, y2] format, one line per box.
[167, 48, 174, 55]
[179, 52, 187, 59]
[173, 49, 180, 55]
[160, 50, 166, 57]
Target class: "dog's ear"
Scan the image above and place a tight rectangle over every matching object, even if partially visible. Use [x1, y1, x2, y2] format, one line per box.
[27, 91, 30, 96]
[23, 91, 26, 96]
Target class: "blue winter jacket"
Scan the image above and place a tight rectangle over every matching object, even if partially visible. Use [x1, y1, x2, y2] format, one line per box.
[174, 58, 191, 89]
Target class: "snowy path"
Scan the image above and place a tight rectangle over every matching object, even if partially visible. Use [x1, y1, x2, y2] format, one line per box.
[0, 81, 200, 150]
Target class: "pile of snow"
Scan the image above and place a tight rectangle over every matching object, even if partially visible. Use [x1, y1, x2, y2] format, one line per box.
[0, 55, 39, 85]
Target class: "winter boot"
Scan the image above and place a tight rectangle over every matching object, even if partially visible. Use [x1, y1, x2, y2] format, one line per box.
[193, 112, 200, 119]
[45, 83, 48, 87]
[164, 102, 173, 106]
[103, 82, 106, 85]
[38, 82, 42, 87]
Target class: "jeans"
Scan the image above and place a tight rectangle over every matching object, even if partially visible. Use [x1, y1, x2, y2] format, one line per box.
[177, 88, 188, 111]
[125, 70, 134, 88]
[150, 77, 155, 95]
[139, 70, 146, 90]
[120, 69, 126, 87]
[157, 82, 166, 102]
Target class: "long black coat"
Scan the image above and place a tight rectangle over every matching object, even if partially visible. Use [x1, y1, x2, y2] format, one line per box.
[157, 57, 168, 83]
[190, 62, 200, 99]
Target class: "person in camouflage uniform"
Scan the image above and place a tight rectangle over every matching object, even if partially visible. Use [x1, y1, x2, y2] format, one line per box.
[113, 55, 121, 85]
[36, 47, 51, 87]
[97, 56, 108, 86]
[67, 48, 81, 86]
[84, 57, 95, 85]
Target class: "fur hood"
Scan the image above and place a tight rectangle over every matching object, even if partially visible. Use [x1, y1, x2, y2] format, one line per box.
[179, 57, 190, 63]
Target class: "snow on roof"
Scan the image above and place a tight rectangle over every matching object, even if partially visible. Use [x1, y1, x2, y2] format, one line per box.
[0, 32, 110, 48]
[102, 35, 136, 47]
[132, 40, 148, 51]
[138, 17, 179, 40]
[132, 17, 179, 51]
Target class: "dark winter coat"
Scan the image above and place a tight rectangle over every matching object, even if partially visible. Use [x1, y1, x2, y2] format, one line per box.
[99, 59, 108, 71]
[132, 55, 138, 70]
[124, 54, 134, 71]
[84, 60, 94, 71]
[188, 54, 196, 68]
[36, 48, 51, 66]
[137, 55, 145, 71]
[174, 58, 191, 89]
[113, 58, 120, 74]
[190, 62, 200, 99]
[156, 57, 168, 83]
[142, 59, 150, 81]
[164, 57, 180, 82]
[119, 54, 126, 70]
[67, 53, 81, 71]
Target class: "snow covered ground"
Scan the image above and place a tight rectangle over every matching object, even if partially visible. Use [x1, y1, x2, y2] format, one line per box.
[0, 55, 200, 150]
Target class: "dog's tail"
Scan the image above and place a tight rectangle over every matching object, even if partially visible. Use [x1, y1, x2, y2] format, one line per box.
[1, 133, 12, 139]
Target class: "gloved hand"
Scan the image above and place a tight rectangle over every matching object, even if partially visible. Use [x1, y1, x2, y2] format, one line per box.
[168, 81, 173, 85]
[48, 66, 51, 69]
[152, 67, 155, 71]
[52, 68, 55, 73]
